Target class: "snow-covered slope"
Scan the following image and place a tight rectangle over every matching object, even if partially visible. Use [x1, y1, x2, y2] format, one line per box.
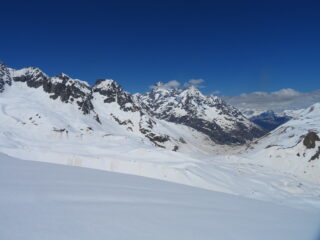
[1, 81, 318, 209]
[0, 63, 217, 152]
[1, 63, 320, 210]
[239, 103, 320, 184]
[135, 82, 265, 144]
[1, 153, 319, 240]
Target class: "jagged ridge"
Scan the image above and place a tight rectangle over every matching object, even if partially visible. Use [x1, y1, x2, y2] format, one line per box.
[135, 82, 265, 144]
[1, 63, 265, 148]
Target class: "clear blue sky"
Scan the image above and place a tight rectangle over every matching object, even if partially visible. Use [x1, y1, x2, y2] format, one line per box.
[1, 0, 320, 95]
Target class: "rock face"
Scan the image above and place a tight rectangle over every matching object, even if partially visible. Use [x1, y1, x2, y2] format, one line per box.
[0, 62, 12, 93]
[135, 83, 265, 144]
[250, 110, 291, 131]
[12, 67, 47, 88]
[93, 79, 139, 112]
[92, 79, 174, 148]
[12, 68, 95, 115]
[303, 132, 320, 149]
[310, 147, 320, 161]
[4, 65, 178, 148]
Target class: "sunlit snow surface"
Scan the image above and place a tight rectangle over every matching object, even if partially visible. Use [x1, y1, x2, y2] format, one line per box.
[0, 72, 320, 211]
[0, 81, 320, 210]
[0, 153, 319, 240]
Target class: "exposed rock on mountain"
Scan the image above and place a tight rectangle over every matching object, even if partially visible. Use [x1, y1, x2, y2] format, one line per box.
[91, 79, 177, 148]
[1, 63, 266, 150]
[303, 132, 320, 149]
[0, 62, 12, 92]
[93, 79, 139, 112]
[12, 68, 95, 116]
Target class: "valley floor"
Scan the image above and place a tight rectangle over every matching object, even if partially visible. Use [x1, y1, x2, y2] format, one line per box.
[0, 153, 319, 240]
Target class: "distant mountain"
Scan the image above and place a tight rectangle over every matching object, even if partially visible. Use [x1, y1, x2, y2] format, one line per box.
[249, 110, 291, 131]
[135, 82, 265, 144]
[224, 88, 320, 115]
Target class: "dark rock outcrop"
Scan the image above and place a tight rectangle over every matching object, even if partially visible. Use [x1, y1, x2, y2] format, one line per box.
[12, 69, 95, 116]
[12, 67, 47, 88]
[93, 79, 139, 112]
[309, 147, 320, 161]
[303, 132, 320, 149]
[0, 62, 12, 93]
[43, 73, 94, 115]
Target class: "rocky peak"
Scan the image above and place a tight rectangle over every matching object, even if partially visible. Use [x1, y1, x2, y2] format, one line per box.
[93, 79, 139, 112]
[136, 83, 265, 144]
[12, 67, 48, 88]
[181, 85, 202, 97]
[54, 73, 70, 81]
[44, 74, 93, 115]
[94, 79, 120, 91]
[11, 67, 94, 115]
[0, 62, 12, 93]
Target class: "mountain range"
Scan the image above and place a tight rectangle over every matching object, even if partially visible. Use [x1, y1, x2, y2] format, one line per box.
[0, 62, 265, 150]
[1, 62, 320, 209]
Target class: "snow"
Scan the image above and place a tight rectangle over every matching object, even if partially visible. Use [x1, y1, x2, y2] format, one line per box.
[94, 79, 117, 89]
[1, 64, 320, 216]
[0, 77, 320, 210]
[136, 85, 256, 132]
[235, 103, 320, 184]
[11, 67, 48, 79]
[0, 153, 319, 240]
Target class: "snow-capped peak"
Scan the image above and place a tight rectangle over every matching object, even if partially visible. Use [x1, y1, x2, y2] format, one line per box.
[182, 85, 202, 96]
[135, 84, 265, 144]
[55, 72, 70, 80]
[94, 79, 119, 90]
[50, 73, 90, 88]
[303, 102, 320, 115]
[12, 66, 48, 78]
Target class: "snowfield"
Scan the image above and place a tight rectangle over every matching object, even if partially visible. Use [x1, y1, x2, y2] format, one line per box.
[1, 153, 319, 240]
[0, 75, 320, 210]
[1, 62, 320, 235]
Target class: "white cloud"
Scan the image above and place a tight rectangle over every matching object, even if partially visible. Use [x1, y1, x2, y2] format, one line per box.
[150, 80, 181, 90]
[223, 88, 320, 112]
[271, 88, 301, 97]
[165, 80, 180, 88]
[151, 78, 206, 90]
[212, 90, 221, 95]
[184, 79, 205, 88]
